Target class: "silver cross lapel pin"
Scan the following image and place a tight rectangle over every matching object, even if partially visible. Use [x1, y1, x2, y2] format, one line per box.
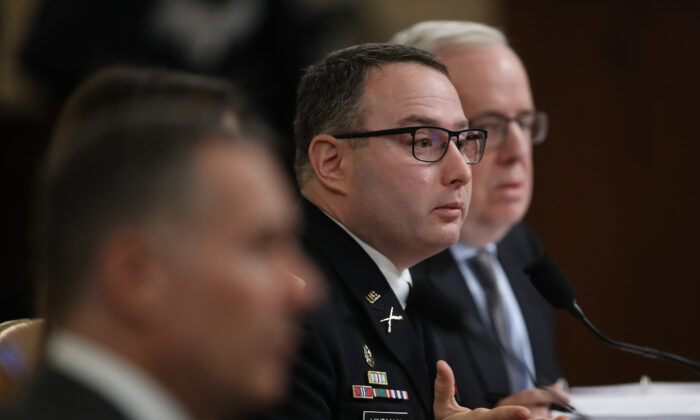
[380, 306, 403, 333]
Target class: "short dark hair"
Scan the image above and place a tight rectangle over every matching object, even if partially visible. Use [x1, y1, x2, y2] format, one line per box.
[48, 65, 256, 173]
[293, 43, 448, 186]
[35, 66, 268, 321]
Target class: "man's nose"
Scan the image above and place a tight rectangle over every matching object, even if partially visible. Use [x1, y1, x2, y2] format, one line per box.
[497, 121, 530, 162]
[440, 139, 471, 187]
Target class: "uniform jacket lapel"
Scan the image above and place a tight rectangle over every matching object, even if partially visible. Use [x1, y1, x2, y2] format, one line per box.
[301, 198, 433, 414]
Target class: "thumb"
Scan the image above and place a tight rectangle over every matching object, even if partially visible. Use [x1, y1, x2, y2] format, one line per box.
[434, 360, 469, 420]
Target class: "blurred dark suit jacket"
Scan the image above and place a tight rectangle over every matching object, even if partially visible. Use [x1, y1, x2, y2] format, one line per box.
[1, 365, 127, 420]
[410, 223, 560, 409]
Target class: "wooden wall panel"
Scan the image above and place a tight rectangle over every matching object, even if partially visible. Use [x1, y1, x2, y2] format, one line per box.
[505, 0, 700, 385]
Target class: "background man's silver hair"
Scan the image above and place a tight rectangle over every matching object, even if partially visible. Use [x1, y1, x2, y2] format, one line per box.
[389, 20, 507, 53]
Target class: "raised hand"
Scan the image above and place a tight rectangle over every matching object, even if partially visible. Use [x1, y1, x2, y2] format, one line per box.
[433, 360, 568, 420]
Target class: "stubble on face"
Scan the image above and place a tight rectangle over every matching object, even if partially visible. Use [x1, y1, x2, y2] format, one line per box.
[342, 62, 472, 269]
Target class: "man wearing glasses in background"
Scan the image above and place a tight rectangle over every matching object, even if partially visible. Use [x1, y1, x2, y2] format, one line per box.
[392, 21, 568, 417]
[254, 42, 566, 420]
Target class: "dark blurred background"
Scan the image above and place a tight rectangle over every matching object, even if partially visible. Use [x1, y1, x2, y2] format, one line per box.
[2, 0, 699, 387]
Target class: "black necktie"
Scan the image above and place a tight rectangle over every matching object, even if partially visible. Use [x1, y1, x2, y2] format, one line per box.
[467, 251, 509, 352]
[405, 282, 439, 387]
[468, 251, 531, 391]
[405, 283, 423, 341]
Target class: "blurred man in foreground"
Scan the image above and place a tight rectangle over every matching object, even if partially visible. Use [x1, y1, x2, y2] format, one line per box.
[393, 21, 567, 416]
[1, 67, 320, 420]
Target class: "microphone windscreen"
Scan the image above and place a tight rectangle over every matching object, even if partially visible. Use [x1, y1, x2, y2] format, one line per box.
[524, 253, 576, 309]
[407, 279, 464, 330]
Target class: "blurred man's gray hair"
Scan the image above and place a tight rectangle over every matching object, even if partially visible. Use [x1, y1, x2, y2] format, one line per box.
[389, 20, 507, 53]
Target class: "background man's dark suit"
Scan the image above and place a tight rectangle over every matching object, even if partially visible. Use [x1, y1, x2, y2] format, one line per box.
[1, 366, 127, 420]
[261, 198, 440, 420]
[410, 223, 559, 409]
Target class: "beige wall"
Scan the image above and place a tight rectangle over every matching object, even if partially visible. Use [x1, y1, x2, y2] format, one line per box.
[353, 0, 505, 42]
[0, 0, 42, 113]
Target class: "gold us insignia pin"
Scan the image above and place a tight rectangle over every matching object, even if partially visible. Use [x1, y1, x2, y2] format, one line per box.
[363, 344, 375, 368]
[365, 290, 380, 304]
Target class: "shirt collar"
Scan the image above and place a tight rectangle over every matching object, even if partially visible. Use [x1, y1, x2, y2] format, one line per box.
[450, 239, 498, 263]
[323, 212, 413, 308]
[47, 330, 193, 420]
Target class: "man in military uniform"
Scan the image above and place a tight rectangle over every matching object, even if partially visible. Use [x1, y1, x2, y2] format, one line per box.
[255, 43, 562, 420]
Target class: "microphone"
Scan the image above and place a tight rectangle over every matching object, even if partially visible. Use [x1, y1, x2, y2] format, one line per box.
[407, 279, 577, 413]
[524, 253, 700, 376]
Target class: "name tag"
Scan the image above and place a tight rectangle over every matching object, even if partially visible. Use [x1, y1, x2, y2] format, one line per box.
[362, 410, 409, 420]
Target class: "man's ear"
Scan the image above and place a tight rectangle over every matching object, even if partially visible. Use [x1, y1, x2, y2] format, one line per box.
[307, 134, 353, 194]
[98, 230, 169, 326]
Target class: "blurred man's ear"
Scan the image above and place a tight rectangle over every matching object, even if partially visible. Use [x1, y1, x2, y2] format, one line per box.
[98, 229, 170, 325]
[307, 134, 352, 195]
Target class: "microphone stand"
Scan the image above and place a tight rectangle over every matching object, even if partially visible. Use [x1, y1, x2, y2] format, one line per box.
[567, 301, 700, 376]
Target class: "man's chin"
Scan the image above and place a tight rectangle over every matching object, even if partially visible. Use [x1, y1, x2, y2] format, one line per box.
[478, 200, 528, 224]
[420, 227, 462, 257]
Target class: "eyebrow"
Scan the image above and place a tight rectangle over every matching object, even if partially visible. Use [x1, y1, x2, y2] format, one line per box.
[397, 114, 470, 130]
[471, 109, 536, 119]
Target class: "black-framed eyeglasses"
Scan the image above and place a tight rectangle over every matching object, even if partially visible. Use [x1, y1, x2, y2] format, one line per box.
[469, 110, 548, 150]
[333, 126, 487, 164]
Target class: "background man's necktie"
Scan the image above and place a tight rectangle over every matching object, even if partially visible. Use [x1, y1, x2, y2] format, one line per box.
[468, 251, 531, 392]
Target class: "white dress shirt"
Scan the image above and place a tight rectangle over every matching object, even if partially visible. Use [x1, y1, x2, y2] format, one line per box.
[325, 213, 413, 309]
[48, 331, 192, 420]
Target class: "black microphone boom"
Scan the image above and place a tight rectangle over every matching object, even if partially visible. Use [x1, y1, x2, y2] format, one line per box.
[524, 253, 700, 376]
[408, 278, 578, 414]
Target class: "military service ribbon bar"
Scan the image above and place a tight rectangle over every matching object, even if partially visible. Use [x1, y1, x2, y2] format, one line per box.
[352, 385, 374, 399]
[353, 385, 409, 400]
[373, 388, 409, 400]
[367, 371, 388, 385]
